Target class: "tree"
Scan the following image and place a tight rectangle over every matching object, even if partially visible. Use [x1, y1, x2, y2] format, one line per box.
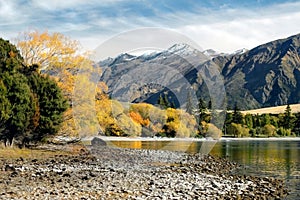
[16, 30, 95, 100]
[16, 30, 97, 137]
[26, 71, 68, 142]
[232, 102, 243, 124]
[227, 123, 249, 138]
[196, 97, 210, 134]
[293, 112, 300, 136]
[262, 124, 276, 137]
[0, 38, 35, 146]
[16, 30, 81, 70]
[244, 114, 254, 129]
[158, 93, 171, 109]
[261, 114, 271, 126]
[185, 89, 194, 115]
[204, 123, 222, 139]
[0, 38, 68, 146]
[253, 114, 261, 128]
[282, 104, 295, 130]
[208, 100, 212, 110]
[223, 112, 233, 136]
[0, 80, 11, 131]
[116, 113, 142, 137]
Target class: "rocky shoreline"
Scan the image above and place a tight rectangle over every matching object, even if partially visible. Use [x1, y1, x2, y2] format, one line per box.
[0, 145, 288, 199]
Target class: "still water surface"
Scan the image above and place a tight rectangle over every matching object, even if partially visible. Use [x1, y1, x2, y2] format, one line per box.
[110, 139, 300, 199]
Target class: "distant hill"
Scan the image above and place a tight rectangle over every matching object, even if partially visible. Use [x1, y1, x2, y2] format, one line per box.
[98, 33, 300, 110]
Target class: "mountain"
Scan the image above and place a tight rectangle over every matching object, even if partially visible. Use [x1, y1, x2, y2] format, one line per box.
[218, 33, 300, 109]
[99, 43, 212, 108]
[98, 34, 300, 110]
[203, 49, 227, 59]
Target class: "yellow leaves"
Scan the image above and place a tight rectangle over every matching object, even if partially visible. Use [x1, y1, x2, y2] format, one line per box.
[16, 30, 89, 71]
[117, 113, 142, 136]
[162, 108, 198, 138]
[129, 111, 150, 127]
[8, 51, 16, 58]
[204, 123, 222, 139]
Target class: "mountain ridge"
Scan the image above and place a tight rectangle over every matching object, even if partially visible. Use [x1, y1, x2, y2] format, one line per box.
[98, 33, 300, 110]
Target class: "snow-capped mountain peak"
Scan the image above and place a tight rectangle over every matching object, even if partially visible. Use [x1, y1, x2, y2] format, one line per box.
[232, 48, 248, 55]
[167, 43, 200, 55]
[202, 49, 219, 58]
[202, 49, 228, 59]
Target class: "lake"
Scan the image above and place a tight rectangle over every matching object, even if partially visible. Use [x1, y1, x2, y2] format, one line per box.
[108, 138, 300, 200]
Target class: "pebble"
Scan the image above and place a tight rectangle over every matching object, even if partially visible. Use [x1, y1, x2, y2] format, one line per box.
[0, 145, 289, 199]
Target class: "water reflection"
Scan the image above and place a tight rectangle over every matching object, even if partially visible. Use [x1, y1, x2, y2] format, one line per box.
[110, 139, 300, 199]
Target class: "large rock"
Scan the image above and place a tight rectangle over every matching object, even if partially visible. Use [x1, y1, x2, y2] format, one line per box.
[91, 137, 106, 147]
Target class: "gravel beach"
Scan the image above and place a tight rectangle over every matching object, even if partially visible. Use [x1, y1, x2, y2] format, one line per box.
[0, 145, 288, 199]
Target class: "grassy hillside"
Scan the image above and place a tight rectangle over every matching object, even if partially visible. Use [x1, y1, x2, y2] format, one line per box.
[241, 104, 300, 115]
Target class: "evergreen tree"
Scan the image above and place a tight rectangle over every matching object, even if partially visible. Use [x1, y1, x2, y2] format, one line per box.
[0, 38, 68, 146]
[1, 72, 34, 146]
[25, 69, 68, 143]
[208, 100, 212, 110]
[197, 97, 208, 122]
[223, 112, 233, 136]
[0, 38, 34, 146]
[232, 102, 243, 124]
[292, 112, 300, 136]
[282, 104, 294, 130]
[158, 93, 171, 109]
[254, 114, 261, 128]
[244, 114, 253, 129]
[261, 114, 271, 126]
[186, 89, 194, 115]
[158, 94, 166, 109]
[0, 80, 11, 139]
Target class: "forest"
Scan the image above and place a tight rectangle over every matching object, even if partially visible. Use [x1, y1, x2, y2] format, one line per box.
[0, 31, 299, 148]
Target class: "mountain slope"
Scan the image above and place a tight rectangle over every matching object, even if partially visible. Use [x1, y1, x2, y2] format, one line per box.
[99, 44, 214, 107]
[219, 33, 300, 108]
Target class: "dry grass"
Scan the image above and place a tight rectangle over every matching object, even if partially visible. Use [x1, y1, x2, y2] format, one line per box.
[0, 147, 69, 159]
[0, 143, 89, 159]
[241, 103, 300, 115]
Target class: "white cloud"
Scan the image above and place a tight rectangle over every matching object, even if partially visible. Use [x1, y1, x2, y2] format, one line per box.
[74, 1, 300, 53]
[175, 1, 300, 53]
[30, 0, 89, 10]
[1, 0, 300, 55]
[0, 0, 27, 24]
[0, 0, 14, 18]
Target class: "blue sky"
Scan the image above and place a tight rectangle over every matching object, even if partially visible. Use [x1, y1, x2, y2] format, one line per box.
[1, 0, 300, 54]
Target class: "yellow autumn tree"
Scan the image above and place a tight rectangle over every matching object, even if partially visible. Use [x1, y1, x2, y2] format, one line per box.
[128, 103, 167, 136]
[15, 30, 94, 100]
[159, 108, 197, 138]
[15, 30, 101, 137]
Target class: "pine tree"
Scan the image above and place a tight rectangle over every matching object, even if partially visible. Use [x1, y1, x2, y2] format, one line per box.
[282, 104, 294, 130]
[158, 93, 171, 109]
[208, 100, 212, 110]
[0, 38, 68, 146]
[0, 80, 11, 139]
[293, 112, 300, 136]
[232, 102, 243, 124]
[1, 72, 34, 146]
[197, 97, 207, 122]
[26, 71, 68, 143]
[186, 89, 194, 115]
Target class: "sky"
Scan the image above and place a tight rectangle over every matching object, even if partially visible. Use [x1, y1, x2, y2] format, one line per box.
[1, 0, 300, 55]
